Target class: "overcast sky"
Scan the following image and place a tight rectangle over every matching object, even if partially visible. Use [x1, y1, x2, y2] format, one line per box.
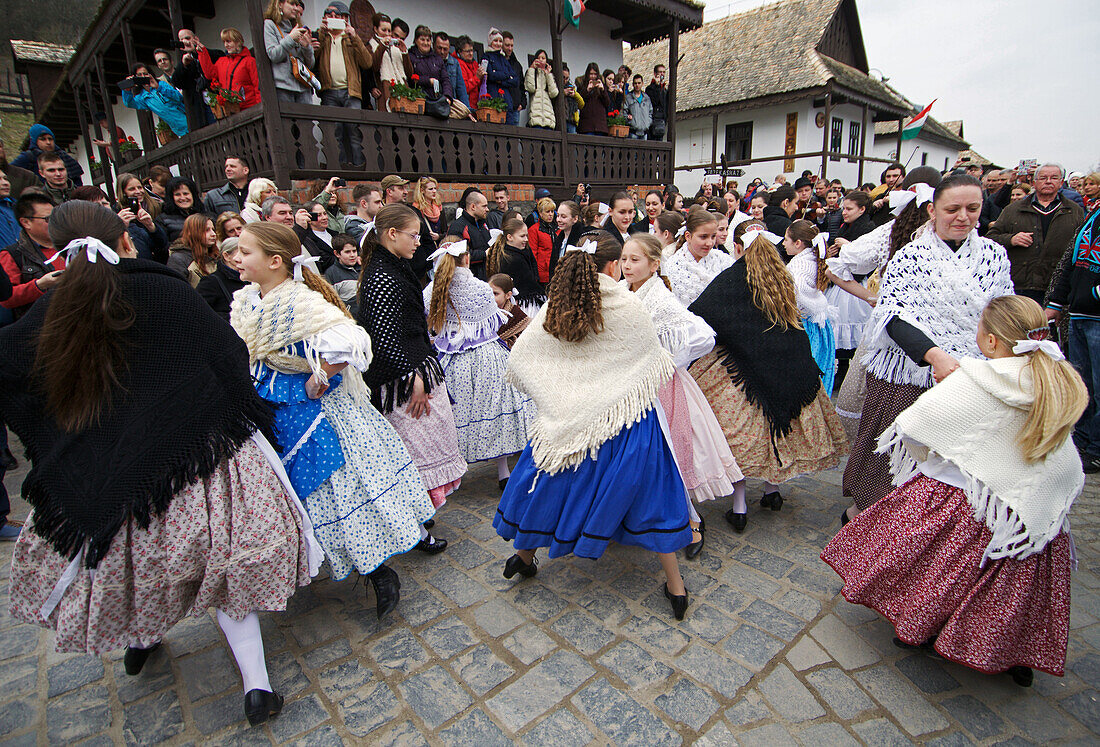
[702, 0, 1099, 172]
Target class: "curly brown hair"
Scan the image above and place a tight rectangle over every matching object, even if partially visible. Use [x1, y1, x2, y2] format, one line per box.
[542, 231, 622, 343]
[744, 232, 802, 331]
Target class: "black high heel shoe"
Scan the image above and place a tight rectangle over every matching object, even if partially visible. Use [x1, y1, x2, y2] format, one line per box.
[244, 689, 284, 726]
[685, 518, 705, 560]
[415, 534, 448, 554]
[367, 564, 401, 619]
[123, 643, 161, 675]
[724, 509, 747, 532]
[663, 582, 689, 621]
[1009, 666, 1033, 687]
[760, 491, 783, 511]
[502, 553, 538, 579]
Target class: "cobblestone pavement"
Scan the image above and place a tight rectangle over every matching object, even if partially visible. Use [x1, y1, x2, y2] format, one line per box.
[2, 451, 1100, 746]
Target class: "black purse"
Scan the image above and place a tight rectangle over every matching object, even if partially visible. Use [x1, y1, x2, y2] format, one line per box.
[424, 92, 450, 120]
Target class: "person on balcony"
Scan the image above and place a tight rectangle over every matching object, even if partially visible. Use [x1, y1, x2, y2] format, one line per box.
[264, 0, 319, 104]
[196, 28, 261, 111]
[646, 63, 668, 141]
[173, 29, 220, 127]
[625, 74, 652, 140]
[367, 13, 411, 112]
[560, 64, 583, 134]
[119, 64, 189, 138]
[603, 69, 624, 114]
[315, 2, 371, 168]
[577, 63, 610, 136]
[432, 32, 467, 109]
[408, 25, 452, 102]
[524, 50, 558, 130]
[11, 124, 83, 186]
[454, 37, 484, 107]
[485, 29, 523, 126]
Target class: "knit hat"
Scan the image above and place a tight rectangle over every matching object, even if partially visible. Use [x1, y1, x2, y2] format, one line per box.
[488, 27, 503, 46]
[324, 0, 349, 13]
[29, 123, 54, 145]
[534, 188, 552, 200]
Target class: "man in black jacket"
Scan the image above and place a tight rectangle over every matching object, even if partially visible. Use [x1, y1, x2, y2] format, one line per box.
[645, 64, 667, 141]
[172, 29, 220, 128]
[763, 185, 796, 238]
[447, 189, 493, 279]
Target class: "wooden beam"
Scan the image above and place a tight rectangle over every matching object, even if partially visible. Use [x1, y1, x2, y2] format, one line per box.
[710, 111, 718, 166]
[245, 0, 290, 188]
[120, 19, 158, 154]
[167, 0, 184, 33]
[676, 150, 896, 172]
[820, 85, 832, 179]
[84, 76, 115, 185]
[611, 20, 669, 41]
[857, 102, 868, 185]
[94, 55, 124, 170]
[666, 16, 679, 182]
[69, 0, 146, 79]
[546, 0, 572, 190]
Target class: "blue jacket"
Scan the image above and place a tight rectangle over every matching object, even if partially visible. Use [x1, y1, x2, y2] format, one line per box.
[485, 51, 522, 111]
[443, 54, 468, 106]
[0, 198, 18, 248]
[121, 84, 189, 136]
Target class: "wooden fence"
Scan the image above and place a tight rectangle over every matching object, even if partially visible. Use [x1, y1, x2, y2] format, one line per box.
[0, 70, 32, 114]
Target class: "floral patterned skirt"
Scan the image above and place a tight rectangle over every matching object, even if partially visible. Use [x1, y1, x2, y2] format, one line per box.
[384, 380, 468, 504]
[9, 439, 312, 654]
[821, 474, 1071, 676]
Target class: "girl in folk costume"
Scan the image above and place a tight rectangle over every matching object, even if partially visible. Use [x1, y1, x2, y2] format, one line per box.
[688, 228, 848, 529]
[841, 174, 1014, 524]
[783, 219, 838, 394]
[230, 222, 436, 620]
[486, 217, 545, 316]
[494, 232, 694, 620]
[662, 208, 734, 308]
[621, 234, 745, 558]
[424, 238, 532, 488]
[3, 202, 322, 727]
[826, 168, 942, 441]
[655, 210, 685, 258]
[357, 204, 467, 524]
[489, 273, 531, 349]
[823, 296, 1087, 687]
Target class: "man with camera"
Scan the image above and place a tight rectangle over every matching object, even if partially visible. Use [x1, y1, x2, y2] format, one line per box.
[120, 64, 189, 137]
[645, 64, 668, 141]
[171, 29, 221, 128]
[315, 1, 372, 168]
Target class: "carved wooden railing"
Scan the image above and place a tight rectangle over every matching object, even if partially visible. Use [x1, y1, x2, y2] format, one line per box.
[566, 133, 672, 186]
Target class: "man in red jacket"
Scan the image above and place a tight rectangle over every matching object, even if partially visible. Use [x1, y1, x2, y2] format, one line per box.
[0, 193, 63, 320]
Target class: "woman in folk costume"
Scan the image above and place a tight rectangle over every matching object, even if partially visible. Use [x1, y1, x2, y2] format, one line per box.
[620, 234, 745, 558]
[230, 222, 437, 620]
[486, 217, 545, 316]
[823, 296, 1086, 687]
[357, 204, 467, 528]
[424, 237, 532, 489]
[840, 174, 1014, 524]
[826, 167, 942, 441]
[489, 272, 531, 349]
[783, 220, 838, 394]
[2, 202, 322, 728]
[688, 227, 848, 529]
[662, 208, 734, 308]
[494, 232, 694, 620]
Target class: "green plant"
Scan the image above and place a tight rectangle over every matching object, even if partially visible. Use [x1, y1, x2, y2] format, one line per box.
[477, 96, 507, 112]
[155, 119, 173, 133]
[118, 136, 140, 154]
[390, 79, 423, 101]
[203, 85, 244, 108]
[607, 109, 627, 126]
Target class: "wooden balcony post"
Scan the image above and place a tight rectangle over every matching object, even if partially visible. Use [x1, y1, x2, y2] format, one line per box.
[245, 0, 291, 187]
[547, 0, 571, 190]
[120, 19, 158, 153]
[666, 18, 679, 184]
[72, 84, 111, 199]
[82, 77, 112, 177]
[93, 56, 124, 170]
[857, 102, 868, 185]
[820, 86, 832, 179]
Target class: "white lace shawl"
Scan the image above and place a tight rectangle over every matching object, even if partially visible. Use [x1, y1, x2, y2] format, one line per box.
[661, 246, 735, 308]
[787, 248, 835, 326]
[862, 229, 1014, 388]
[422, 267, 507, 350]
[624, 274, 715, 367]
[825, 220, 893, 281]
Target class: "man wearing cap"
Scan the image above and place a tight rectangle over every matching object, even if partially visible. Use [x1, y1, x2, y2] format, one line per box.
[447, 188, 492, 279]
[381, 174, 409, 205]
[317, 1, 372, 168]
[10, 124, 84, 185]
[525, 188, 553, 228]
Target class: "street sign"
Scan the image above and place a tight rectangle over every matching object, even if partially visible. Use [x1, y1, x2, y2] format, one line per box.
[704, 167, 745, 177]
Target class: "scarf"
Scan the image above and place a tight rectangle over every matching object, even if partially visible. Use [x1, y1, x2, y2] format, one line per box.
[863, 229, 1014, 389]
[662, 246, 734, 308]
[506, 273, 674, 474]
[689, 261, 822, 453]
[628, 274, 714, 362]
[357, 246, 443, 412]
[420, 202, 442, 223]
[0, 260, 275, 568]
[877, 356, 1083, 563]
[423, 267, 508, 353]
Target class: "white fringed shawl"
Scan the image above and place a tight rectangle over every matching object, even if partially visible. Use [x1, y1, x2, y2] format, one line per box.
[506, 273, 675, 474]
[787, 248, 836, 326]
[422, 266, 508, 351]
[661, 245, 734, 308]
[876, 356, 1083, 563]
[625, 274, 715, 367]
[863, 229, 1013, 388]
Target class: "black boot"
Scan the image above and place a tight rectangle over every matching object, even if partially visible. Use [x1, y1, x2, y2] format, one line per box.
[685, 518, 705, 560]
[502, 553, 538, 579]
[123, 642, 161, 675]
[1009, 666, 1033, 687]
[663, 581, 689, 621]
[423, 519, 435, 530]
[368, 564, 401, 619]
[244, 689, 284, 726]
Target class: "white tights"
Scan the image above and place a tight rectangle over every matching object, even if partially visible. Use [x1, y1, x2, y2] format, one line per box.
[216, 610, 271, 693]
[731, 479, 747, 513]
[496, 456, 511, 481]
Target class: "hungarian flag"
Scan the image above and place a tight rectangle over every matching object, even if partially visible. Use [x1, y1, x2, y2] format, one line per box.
[565, 0, 586, 26]
[901, 99, 936, 140]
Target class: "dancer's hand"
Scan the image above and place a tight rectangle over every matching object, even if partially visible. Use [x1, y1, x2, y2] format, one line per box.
[305, 374, 329, 399]
[926, 347, 960, 383]
[407, 374, 432, 419]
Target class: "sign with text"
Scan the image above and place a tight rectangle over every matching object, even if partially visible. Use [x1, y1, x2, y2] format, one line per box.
[784, 112, 798, 173]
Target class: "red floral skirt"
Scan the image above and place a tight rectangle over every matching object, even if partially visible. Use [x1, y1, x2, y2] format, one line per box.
[821, 474, 1071, 676]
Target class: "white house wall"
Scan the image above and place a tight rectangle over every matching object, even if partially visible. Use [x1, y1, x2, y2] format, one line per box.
[870, 136, 958, 176]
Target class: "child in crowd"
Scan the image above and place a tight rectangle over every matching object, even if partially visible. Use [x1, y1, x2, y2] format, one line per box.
[486, 217, 544, 315]
[323, 233, 361, 316]
[783, 219, 837, 393]
[823, 296, 1086, 688]
[662, 208, 733, 307]
[489, 272, 531, 348]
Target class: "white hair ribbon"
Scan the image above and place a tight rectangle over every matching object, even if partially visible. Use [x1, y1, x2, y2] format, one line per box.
[596, 202, 609, 216]
[675, 226, 687, 239]
[63, 237, 120, 265]
[488, 228, 504, 244]
[357, 221, 376, 249]
[740, 229, 783, 247]
[291, 246, 320, 281]
[566, 240, 597, 254]
[1013, 339, 1065, 362]
[889, 183, 936, 215]
[812, 232, 829, 259]
[428, 240, 468, 263]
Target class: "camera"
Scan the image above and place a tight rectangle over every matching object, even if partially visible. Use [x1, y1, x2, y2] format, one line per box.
[119, 75, 153, 90]
[333, 178, 347, 188]
[124, 197, 143, 212]
[168, 40, 188, 50]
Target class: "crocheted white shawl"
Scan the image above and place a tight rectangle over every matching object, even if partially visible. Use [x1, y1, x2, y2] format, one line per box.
[662, 246, 734, 308]
[422, 267, 508, 351]
[863, 229, 1013, 388]
[624, 274, 715, 365]
[506, 273, 675, 474]
[787, 248, 836, 326]
[825, 220, 893, 281]
[877, 356, 1083, 563]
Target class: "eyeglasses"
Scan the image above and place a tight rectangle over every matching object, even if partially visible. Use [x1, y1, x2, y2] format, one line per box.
[396, 229, 420, 242]
[24, 215, 51, 222]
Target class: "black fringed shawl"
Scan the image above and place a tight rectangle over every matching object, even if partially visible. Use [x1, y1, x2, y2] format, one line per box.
[0, 260, 276, 568]
[356, 246, 443, 413]
[688, 261, 822, 455]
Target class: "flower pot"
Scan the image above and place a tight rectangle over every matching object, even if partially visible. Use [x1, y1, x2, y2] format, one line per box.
[390, 97, 425, 114]
[156, 129, 177, 146]
[476, 107, 506, 124]
[210, 100, 241, 120]
[608, 124, 630, 138]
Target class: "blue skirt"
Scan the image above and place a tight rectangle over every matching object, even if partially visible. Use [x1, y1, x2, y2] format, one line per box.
[805, 317, 836, 394]
[493, 408, 692, 559]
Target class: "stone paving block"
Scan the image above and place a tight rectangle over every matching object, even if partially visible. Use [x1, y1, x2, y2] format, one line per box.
[0, 700, 39, 742]
[421, 615, 480, 659]
[283, 724, 345, 746]
[269, 650, 311, 697]
[113, 656, 175, 705]
[809, 614, 881, 670]
[502, 624, 557, 666]
[1060, 689, 1100, 733]
[735, 722, 798, 746]
[1005, 690, 1076, 739]
[746, 527, 791, 554]
[675, 643, 752, 699]
[805, 667, 876, 719]
[178, 646, 239, 701]
[833, 600, 880, 626]
[0, 655, 38, 697]
[724, 689, 773, 726]
[0, 624, 39, 660]
[268, 694, 330, 742]
[539, 564, 597, 595]
[338, 682, 402, 738]
[0, 734, 37, 747]
[579, 590, 632, 627]
[787, 636, 831, 671]
[759, 663, 826, 722]
[373, 719, 428, 747]
[723, 623, 785, 672]
[733, 546, 794, 579]
[925, 732, 976, 747]
[439, 505, 482, 529]
[302, 638, 353, 670]
[45, 684, 111, 743]
[787, 567, 842, 596]
[485, 649, 595, 732]
[895, 654, 961, 694]
[429, 565, 490, 608]
[121, 689, 184, 746]
[46, 655, 104, 697]
[719, 566, 782, 599]
[775, 590, 821, 621]
[655, 677, 719, 730]
[679, 603, 735, 645]
[398, 665, 473, 730]
[614, 568, 666, 599]
[550, 610, 616, 654]
[439, 708, 511, 746]
[742, 599, 805, 641]
[318, 659, 373, 702]
[620, 615, 691, 657]
[446, 539, 496, 570]
[1071, 653, 1100, 688]
[368, 628, 430, 674]
[855, 665, 950, 736]
[191, 691, 245, 736]
[599, 640, 674, 690]
[453, 644, 515, 696]
[703, 583, 750, 616]
[395, 586, 449, 629]
[523, 708, 593, 745]
[695, 720, 736, 746]
[851, 717, 913, 746]
[510, 583, 569, 621]
[572, 677, 682, 746]
[473, 597, 527, 638]
[795, 722, 859, 747]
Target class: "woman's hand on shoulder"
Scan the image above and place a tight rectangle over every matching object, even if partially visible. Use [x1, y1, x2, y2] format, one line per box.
[925, 347, 960, 384]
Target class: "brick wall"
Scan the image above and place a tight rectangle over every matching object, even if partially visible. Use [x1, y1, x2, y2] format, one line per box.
[286, 179, 537, 210]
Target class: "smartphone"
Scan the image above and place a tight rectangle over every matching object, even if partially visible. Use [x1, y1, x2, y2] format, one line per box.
[479, 59, 489, 73]
[327, 18, 345, 32]
[333, 178, 347, 188]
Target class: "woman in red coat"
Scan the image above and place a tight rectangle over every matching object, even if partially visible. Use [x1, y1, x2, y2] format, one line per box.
[527, 197, 558, 284]
[198, 28, 262, 110]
